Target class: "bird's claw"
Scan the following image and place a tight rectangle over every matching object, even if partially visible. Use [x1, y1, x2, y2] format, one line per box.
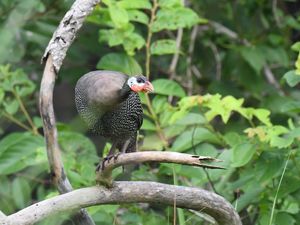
[95, 153, 123, 172]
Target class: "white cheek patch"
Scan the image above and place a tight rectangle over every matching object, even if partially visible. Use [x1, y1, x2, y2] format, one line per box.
[127, 77, 145, 87]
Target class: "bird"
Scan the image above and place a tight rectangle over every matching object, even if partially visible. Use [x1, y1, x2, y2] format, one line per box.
[75, 70, 154, 170]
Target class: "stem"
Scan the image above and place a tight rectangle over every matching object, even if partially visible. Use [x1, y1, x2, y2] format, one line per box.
[145, 94, 169, 148]
[12, 89, 38, 135]
[145, 0, 158, 79]
[2, 112, 32, 131]
[144, 0, 169, 149]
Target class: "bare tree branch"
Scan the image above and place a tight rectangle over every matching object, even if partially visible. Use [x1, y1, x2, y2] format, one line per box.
[96, 151, 224, 186]
[4, 182, 242, 225]
[40, 0, 101, 224]
[263, 65, 284, 96]
[169, 28, 183, 79]
[42, 0, 100, 72]
[0, 211, 6, 220]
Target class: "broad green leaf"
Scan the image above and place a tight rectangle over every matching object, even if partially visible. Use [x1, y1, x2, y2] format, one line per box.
[109, 3, 129, 28]
[174, 113, 206, 125]
[231, 142, 256, 167]
[172, 127, 219, 152]
[141, 118, 156, 131]
[12, 177, 31, 209]
[97, 53, 142, 75]
[159, 0, 182, 8]
[152, 79, 186, 97]
[118, 0, 152, 9]
[127, 10, 149, 24]
[150, 39, 178, 55]
[275, 212, 296, 225]
[240, 46, 266, 73]
[141, 134, 164, 151]
[283, 70, 300, 87]
[152, 95, 169, 114]
[0, 132, 45, 175]
[152, 8, 202, 32]
[123, 32, 145, 55]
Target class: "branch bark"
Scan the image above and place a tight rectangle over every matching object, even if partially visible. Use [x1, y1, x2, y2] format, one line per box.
[97, 151, 223, 186]
[40, 0, 100, 224]
[4, 182, 242, 225]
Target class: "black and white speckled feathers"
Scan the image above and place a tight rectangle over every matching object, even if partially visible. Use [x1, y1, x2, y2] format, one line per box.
[75, 70, 143, 153]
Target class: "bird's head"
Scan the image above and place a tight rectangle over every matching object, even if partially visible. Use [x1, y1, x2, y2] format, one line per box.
[127, 76, 154, 93]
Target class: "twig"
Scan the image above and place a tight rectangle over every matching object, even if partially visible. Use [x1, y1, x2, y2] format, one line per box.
[169, 28, 183, 80]
[145, 0, 158, 79]
[263, 65, 284, 96]
[272, 0, 281, 27]
[96, 151, 224, 186]
[12, 90, 38, 135]
[207, 41, 222, 81]
[144, 0, 169, 148]
[4, 182, 242, 225]
[209, 21, 250, 46]
[2, 113, 32, 132]
[186, 25, 198, 95]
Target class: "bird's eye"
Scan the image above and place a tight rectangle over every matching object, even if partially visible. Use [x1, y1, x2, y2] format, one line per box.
[136, 77, 144, 83]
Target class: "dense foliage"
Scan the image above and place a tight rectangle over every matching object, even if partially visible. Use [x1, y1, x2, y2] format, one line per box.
[1, 0, 300, 224]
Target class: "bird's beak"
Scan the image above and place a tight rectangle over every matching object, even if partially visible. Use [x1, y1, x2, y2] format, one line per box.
[143, 81, 154, 93]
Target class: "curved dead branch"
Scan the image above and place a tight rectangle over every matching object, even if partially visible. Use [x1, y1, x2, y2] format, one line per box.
[40, 0, 100, 224]
[4, 182, 241, 225]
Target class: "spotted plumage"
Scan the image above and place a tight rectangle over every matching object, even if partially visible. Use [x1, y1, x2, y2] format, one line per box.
[75, 70, 153, 155]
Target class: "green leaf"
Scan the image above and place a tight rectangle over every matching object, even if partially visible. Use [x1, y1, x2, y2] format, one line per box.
[0, 132, 46, 175]
[240, 46, 266, 73]
[291, 42, 300, 52]
[97, 53, 142, 75]
[283, 70, 300, 87]
[231, 142, 256, 167]
[152, 8, 202, 32]
[174, 113, 206, 125]
[253, 109, 271, 126]
[159, 0, 182, 8]
[12, 177, 31, 209]
[150, 39, 178, 55]
[275, 212, 296, 225]
[152, 79, 186, 97]
[123, 32, 145, 55]
[109, 3, 129, 28]
[118, 0, 152, 9]
[127, 10, 149, 24]
[172, 127, 219, 152]
[142, 134, 164, 151]
[141, 119, 156, 131]
[3, 99, 19, 115]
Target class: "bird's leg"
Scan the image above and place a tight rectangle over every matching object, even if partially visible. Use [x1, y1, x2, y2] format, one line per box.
[96, 142, 117, 171]
[112, 139, 131, 162]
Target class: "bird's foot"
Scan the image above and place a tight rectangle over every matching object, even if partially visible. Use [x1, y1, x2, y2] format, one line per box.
[95, 153, 123, 172]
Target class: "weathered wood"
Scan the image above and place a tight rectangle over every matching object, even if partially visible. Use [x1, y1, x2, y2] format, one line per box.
[4, 182, 242, 225]
[97, 151, 224, 186]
